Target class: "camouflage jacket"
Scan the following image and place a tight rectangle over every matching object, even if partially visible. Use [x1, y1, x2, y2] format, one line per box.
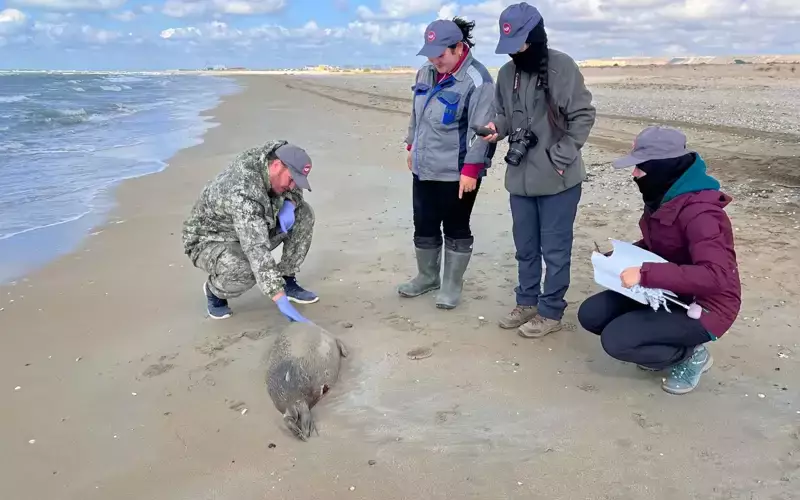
[182, 140, 305, 297]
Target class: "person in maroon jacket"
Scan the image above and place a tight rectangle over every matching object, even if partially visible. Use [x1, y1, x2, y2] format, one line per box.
[578, 126, 742, 395]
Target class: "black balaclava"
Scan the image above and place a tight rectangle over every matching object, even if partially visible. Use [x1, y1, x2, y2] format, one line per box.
[634, 152, 696, 212]
[509, 19, 546, 73]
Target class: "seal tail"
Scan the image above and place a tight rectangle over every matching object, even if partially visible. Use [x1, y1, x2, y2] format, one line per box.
[284, 400, 316, 441]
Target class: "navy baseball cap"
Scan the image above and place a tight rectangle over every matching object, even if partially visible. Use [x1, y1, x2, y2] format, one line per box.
[495, 2, 543, 54]
[418, 19, 463, 58]
[612, 126, 693, 169]
[275, 143, 313, 190]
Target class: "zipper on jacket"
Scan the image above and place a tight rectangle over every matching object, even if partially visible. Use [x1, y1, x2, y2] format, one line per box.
[413, 73, 455, 178]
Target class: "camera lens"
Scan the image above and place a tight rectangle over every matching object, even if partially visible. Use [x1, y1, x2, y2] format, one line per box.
[505, 147, 523, 166]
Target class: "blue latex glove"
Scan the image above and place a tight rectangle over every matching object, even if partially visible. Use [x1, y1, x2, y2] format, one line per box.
[277, 200, 296, 233]
[275, 295, 309, 323]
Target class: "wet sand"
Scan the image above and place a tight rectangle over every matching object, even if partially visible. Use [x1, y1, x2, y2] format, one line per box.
[1, 66, 799, 499]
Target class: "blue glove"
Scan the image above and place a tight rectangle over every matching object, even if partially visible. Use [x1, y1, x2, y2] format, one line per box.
[275, 295, 309, 323]
[277, 200, 296, 233]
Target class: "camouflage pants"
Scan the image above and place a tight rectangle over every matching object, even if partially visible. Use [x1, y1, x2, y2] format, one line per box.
[194, 202, 315, 299]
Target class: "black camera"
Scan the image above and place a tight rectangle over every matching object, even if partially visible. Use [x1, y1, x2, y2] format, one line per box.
[504, 127, 538, 166]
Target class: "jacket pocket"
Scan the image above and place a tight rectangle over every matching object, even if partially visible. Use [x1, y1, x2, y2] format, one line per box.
[436, 90, 461, 125]
[412, 83, 430, 96]
[544, 147, 566, 178]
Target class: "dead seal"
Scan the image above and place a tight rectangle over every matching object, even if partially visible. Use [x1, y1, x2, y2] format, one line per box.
[265, 322, 348, 441]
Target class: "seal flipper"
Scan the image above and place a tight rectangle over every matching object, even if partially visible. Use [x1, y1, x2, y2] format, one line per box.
[336, 338, 348, 358]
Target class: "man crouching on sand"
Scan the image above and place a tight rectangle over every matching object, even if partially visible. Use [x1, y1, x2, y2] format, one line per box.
[182, 140, 318, 322]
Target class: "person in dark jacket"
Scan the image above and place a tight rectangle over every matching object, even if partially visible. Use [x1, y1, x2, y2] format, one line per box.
[578, 126, 742, 395]
[481, 3, 596, 337]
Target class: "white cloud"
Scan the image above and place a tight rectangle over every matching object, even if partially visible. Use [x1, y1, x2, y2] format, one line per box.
[153, 0, 800, 62]
[7, 0, 125, 11]
[162, 0, 286, 17]
[356, 0, 443, 21]
[0, 9, 28, 35]
[3, 0, 800, 70]
[31, 20, 122, 43]
[750, 0, 800, 17]
[110, 10, 136, 21]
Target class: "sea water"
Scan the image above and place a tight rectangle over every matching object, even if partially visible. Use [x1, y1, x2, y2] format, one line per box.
[0, 71, 241, 284]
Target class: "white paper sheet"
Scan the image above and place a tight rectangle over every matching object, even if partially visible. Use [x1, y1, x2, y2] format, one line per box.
[590, 239, 678, 308]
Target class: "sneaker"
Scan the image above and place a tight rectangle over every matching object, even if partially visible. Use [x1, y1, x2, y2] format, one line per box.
[662, 345, 714, 395]
[283, 276, 319, 304]
[517, 314, 562, 339]
[498, 305, 538, 329]
[204, 282, 231, 319]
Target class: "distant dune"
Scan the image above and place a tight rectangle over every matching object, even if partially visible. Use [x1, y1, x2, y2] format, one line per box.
[578, 54, 800, 67]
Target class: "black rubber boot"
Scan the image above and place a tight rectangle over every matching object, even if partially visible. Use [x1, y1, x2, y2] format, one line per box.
[397, 238, 442, 298]
[435, 237, 473, 310]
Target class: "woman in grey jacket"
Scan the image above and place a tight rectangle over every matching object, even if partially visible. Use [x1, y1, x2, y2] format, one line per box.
[398, 17, 496, 310]
[481, 2, 596, 338]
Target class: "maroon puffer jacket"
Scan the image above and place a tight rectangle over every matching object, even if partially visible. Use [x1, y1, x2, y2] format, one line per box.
[638, 190, 742, 338]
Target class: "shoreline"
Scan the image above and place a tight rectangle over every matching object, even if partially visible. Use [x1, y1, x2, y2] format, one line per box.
[0, 74, 242, 285]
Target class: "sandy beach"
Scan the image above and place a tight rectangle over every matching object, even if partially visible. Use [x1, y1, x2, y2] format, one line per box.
[2, 65, 800, 499]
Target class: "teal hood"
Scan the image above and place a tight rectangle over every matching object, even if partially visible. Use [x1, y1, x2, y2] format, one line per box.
[662, 154, 721, 204]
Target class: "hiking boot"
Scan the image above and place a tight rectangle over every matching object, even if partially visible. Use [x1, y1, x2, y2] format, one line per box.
[498, 305, 538, 329]
[398, 246, 441, 298]
[435, 244, 472, 310]
[283, 276, 319, 304]
[204, 282, 231, 319]
[518, 314, 563, 339]
[662, 345, 713, 395]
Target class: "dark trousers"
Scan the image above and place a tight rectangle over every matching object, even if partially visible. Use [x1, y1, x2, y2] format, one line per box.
[509, 183, 581, 321]
[578, 290, 713, 370]
[412, 173, 481, 251]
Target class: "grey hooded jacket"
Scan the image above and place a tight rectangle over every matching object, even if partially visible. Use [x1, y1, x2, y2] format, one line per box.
[492, 48, 596, 197]
[405, 50, 497, 182]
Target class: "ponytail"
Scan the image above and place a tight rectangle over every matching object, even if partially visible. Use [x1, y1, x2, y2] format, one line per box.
[528, 20, 566, 137]
[451, 16, 476, 49]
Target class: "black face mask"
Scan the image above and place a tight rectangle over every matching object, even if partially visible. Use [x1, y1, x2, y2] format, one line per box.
[634, 153, 696, 211]
[509, 19, 547, 74]
[510, 44, 544, 73]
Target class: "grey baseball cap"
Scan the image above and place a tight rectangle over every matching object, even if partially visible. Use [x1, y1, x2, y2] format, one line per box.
[417, 19, 463, 58]
[495, 2, 543, 54]
[612, 126, 692, 169]
[275, 143, 312, 190]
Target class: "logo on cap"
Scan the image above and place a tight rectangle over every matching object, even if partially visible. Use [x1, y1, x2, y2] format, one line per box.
[502, 22, 511, 35]
[427, 30, 436, 42]
[302, 163, 311, 175]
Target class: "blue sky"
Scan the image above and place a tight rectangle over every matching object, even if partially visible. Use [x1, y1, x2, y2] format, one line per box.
[1, 0, 799, 70]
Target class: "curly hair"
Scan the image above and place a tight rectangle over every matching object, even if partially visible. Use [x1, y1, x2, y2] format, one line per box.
[449, 16, 476, 49]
